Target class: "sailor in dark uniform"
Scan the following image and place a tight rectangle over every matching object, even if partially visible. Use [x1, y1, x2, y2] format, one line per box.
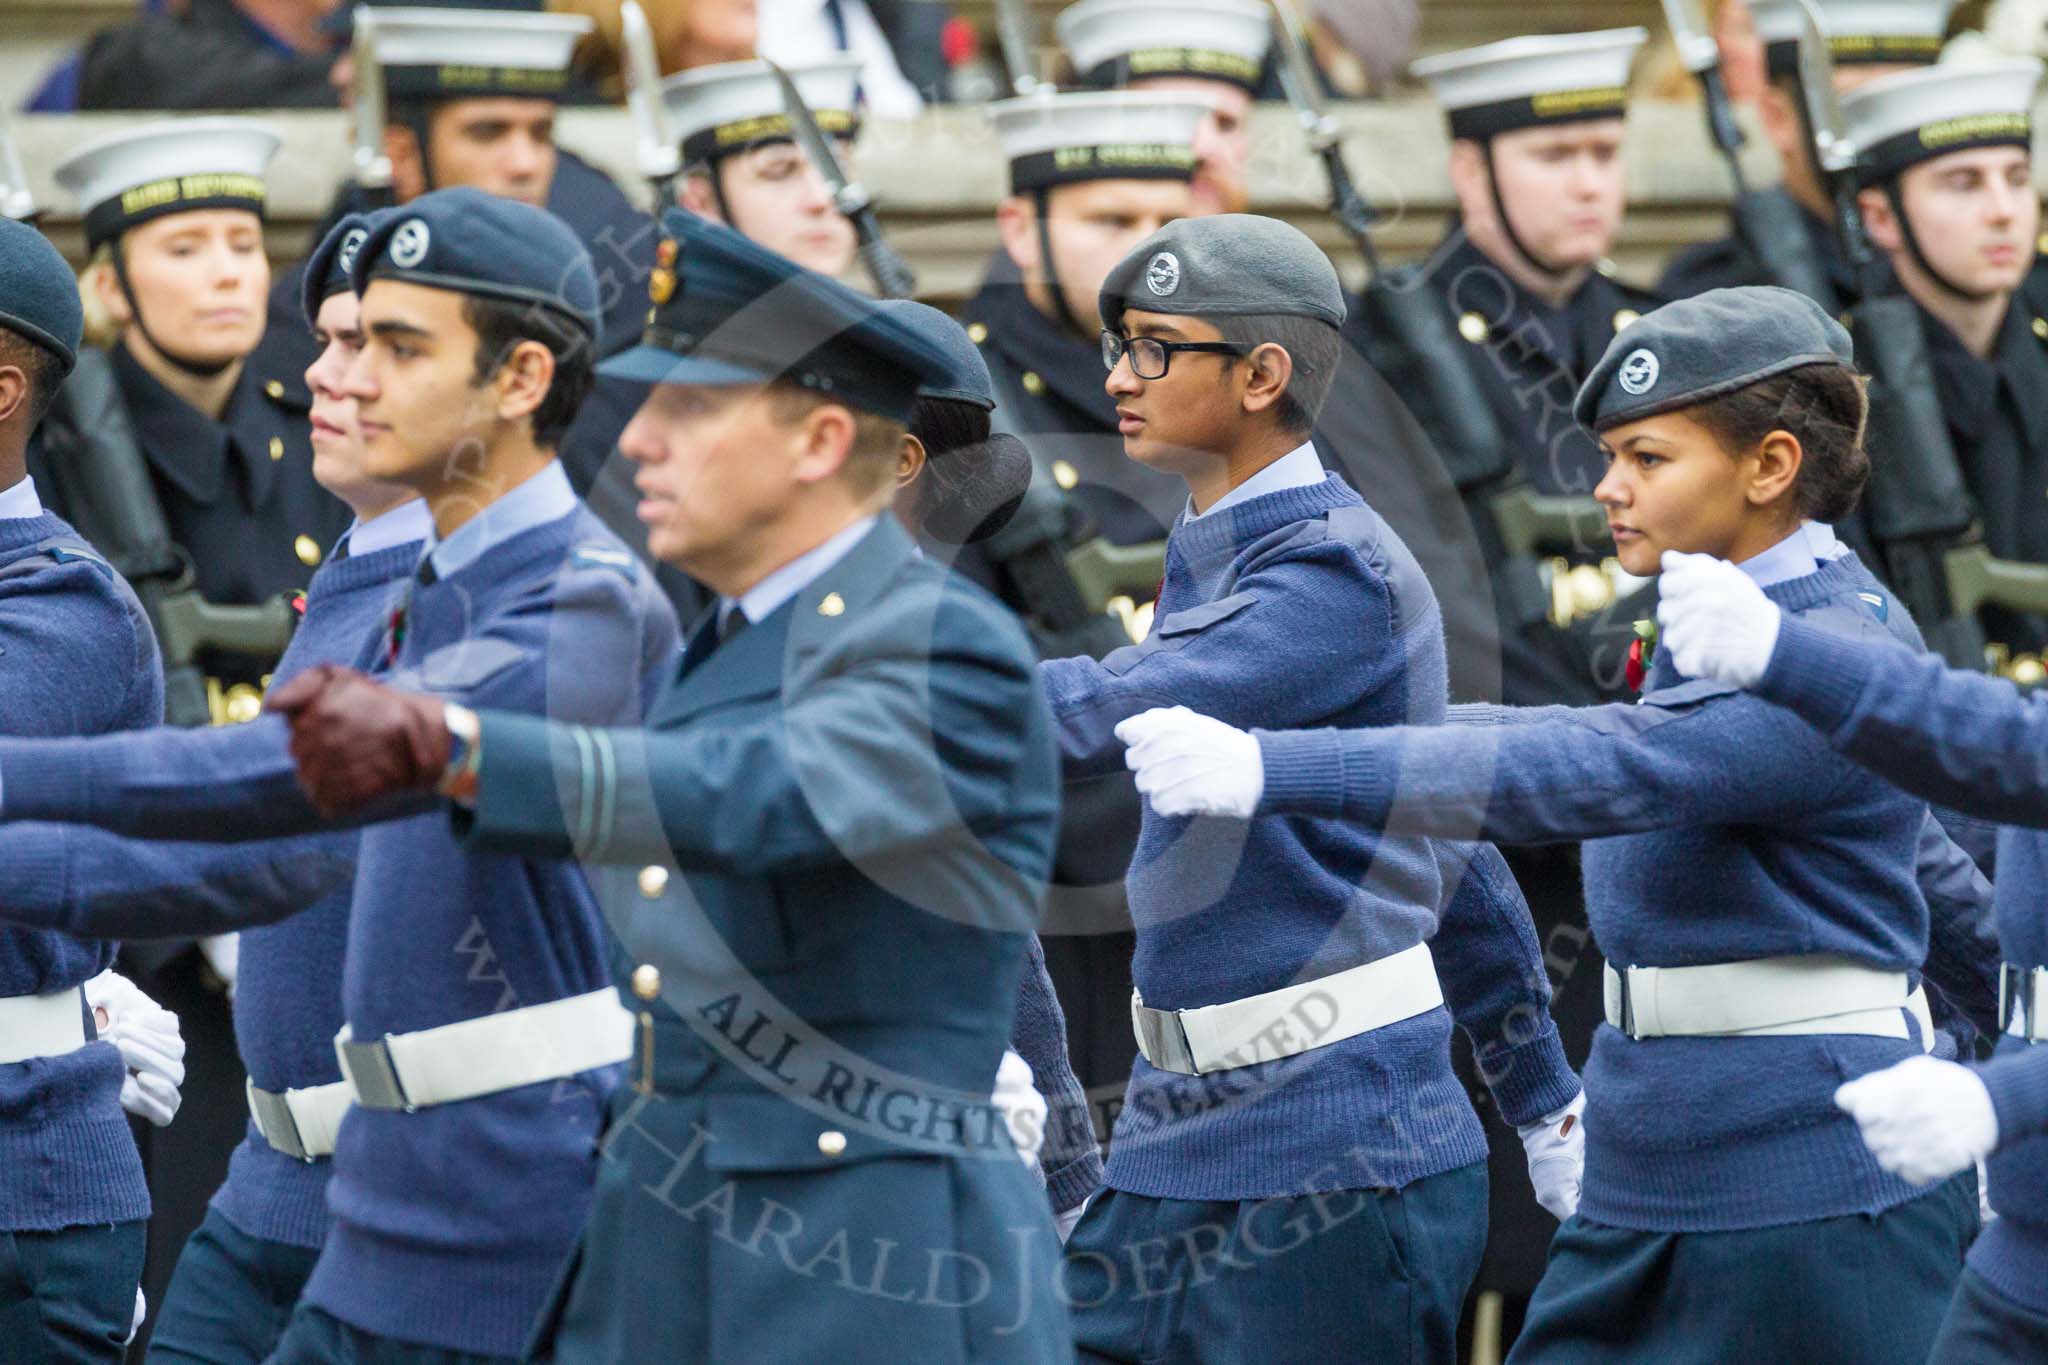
[1657, 0, 1953, 304]
[1845, 57, 2048, 676]
[32, 121, 350, 1338]
[962, 89, 1206, 1123]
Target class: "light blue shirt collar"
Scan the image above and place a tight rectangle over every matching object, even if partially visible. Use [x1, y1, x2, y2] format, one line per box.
[1185, 442, 1325, 521]
[0, 475, 42, 521]
[1736, 520, 1841, 589]
[343, 499, 434, 560]
[425, 462, 576, 580]
[719, 515, 878, 630]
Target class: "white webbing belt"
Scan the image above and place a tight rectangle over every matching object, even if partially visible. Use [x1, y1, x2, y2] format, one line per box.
[1131, 941, 1443, 1076]
[2003, 964, 2047, 1043]
[0, 987, 89, 1066]
[1604, 954, 1935, 1050]
[247, 1079, 354, 1161]
[335, 988, 634, 1112]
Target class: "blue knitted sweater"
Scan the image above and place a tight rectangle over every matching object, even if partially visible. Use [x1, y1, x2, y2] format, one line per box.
[0, 510, 158, 1232]
[1040, 473, 1579, 1201]
[0, 506, 679, 1355]
[1257, 554, 1940, 1232]
[1749, 613, 2048, 1309]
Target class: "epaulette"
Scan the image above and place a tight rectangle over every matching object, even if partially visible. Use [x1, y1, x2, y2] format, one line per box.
[568, 544, 640, 582]
[47, 544, 117, 581]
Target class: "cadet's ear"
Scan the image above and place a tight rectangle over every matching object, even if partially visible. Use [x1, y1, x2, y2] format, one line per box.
[1748, 428, 1805, 510]
[493, 338, 556, 424]
[385, 124, 426, 204]
[790, 400, 858, 487]
[995, 197, 1039, 277]
[1445, 139, 1490, 224]
[0, 364, 28, 427]
[677, 173, 720, 223]
[895, 430, 927, 489]
[1859, 187, 1901, 253]
[1238, 341, 1295, 420]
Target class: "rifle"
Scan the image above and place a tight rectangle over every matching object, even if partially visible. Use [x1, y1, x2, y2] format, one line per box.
[1663, 0, 1841, 309]
[39, 354, 298, 727]
[1791, 0, 2048, 665]
[350, 8, 397, 207]
[1270, 0, 1378, 278]
[991, 0, 1047, 97]
[619, 0, 681, 205]
[0, 109, 34, 223]
[763, 60, 917, 299]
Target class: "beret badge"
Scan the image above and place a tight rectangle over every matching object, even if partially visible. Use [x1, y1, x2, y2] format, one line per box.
[1618, 348, 1659, 396]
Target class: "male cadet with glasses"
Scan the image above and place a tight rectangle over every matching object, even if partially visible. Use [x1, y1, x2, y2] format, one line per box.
[1038, 213, 1582, 1363]
[234, 212, 1077, 1363]
[1659, 0, 1956, 304]
[964, 88, 1207, 1128]
[0, 189, 680, 1363]
[1056, 0, 1274, 220]
[1841, 57, 2048, 675]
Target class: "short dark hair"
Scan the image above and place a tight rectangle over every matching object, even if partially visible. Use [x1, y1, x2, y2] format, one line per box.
[1210, 313, 1342, 436]
[461, 294, 594, 450]
[0, 324, 66, 426]
[908, 392, 991, 458]
[1683, 362, 1871, 523]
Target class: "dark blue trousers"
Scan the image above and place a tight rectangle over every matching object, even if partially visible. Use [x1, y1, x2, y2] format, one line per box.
[1931, 1266, 2048, 1364]
[0, 1219, 146, 1364]
[266, 1304, 512, 1364]
[145, 1208, 319, 1364]
[1509, 1171, 1980, 1365]
[1064, 1161, 1488, 1364]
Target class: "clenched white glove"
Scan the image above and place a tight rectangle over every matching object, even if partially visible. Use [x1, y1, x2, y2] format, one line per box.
[1655, 551, 1782, 687]
[1116, 706, 1263, 819]
[198, 933, 239, 1002]
[83, 971, 186, 1128]
[992, 1050, 1046, 1169]
[1517, 1091, 1586, 1221]
[127, 1288, 145, 1347]
[1836, 1055, 1999, 1186]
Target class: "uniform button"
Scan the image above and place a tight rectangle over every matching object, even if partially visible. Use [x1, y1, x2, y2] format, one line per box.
[269, 437, 285, 462]
[1612, 308, 1640, 333]
[264, 379, 285, 400]
[966, 322, 988, 345]
[1051, 459, 1079, 490]
[638, 865, 669, 899]
[222, 684, 264, 726]
[2015, 656, 2046, 688]
[2033, 316, 2048, 342]
[817, 592, 846, 617]
[1021, 371, 1046, 396]
[1457, 312, 1489, 344]
[630, 963, 662, 1001]
[1595, 257, 1618, 278]
[817, 1130, 847, 1157]
[294, 535, 322, 567]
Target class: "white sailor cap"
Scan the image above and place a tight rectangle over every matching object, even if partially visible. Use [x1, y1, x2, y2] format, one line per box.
[660, 58, 863, 169]
[1751, 1, 1955, 78]
[1411, 28, 1647, 141]
[1056, 0, 1273, 93]
[365, 5, 590, 102]
[1842, 56, 2042, 184]
[55, 117, 279, 251]
[987, 91, 1209, 195]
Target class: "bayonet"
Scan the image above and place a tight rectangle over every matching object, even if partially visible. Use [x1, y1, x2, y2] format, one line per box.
[763, 59, 916, 298]
[1270, 0, 1378, 277]
[1661, 0, 1749, 191]
[0, 109, 34, 221]
[620, 0, 681, 197]
[992, 0, 1046, 98]
[1789, 0, 1877, 276]
[350, 7, 395, 195]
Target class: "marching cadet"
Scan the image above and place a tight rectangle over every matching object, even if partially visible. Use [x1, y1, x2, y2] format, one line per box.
[661, 57, 863, 277]
[1658, 548, 2048, 1363]
[35, 116, 348, 1337]
[1056, 0, 1274, 218]
[1840, 56, 2048, 667]
[1659, 0, 1955, 303]
[0, 215, 176, 1362]
[965, 88, 1208, 1115]
[1123, 287, 1988, 1363]
[239, 212, 1077, 1362]
[0, 188, 681, 1363]
[1039, 213, 1584, 1363]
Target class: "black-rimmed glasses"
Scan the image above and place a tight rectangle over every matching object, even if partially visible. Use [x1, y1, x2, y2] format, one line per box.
[1100, 330, 1244, 380]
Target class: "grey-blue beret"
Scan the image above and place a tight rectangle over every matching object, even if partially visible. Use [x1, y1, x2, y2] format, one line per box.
[1575, 285, 1855, 432]
[0, 217, 82, 375]
[1099, 214, 1345, 333]
[877, 299, 995, 410]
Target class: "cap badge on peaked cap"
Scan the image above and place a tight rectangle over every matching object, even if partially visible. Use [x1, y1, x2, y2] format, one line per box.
[650, 235, 679, 306]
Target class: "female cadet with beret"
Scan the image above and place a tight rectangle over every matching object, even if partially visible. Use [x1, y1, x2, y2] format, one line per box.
[1117, 285, 1988, 1362]
[1651, 543, 2048, 1362]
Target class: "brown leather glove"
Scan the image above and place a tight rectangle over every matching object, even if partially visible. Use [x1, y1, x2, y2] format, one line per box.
[266, 665, 453, 818]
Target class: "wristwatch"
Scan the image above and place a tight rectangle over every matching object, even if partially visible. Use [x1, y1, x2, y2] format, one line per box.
[439, 702, 482, 804]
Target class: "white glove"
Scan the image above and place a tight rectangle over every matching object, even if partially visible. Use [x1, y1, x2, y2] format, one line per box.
[1116, 706, 1264, 819]
[1655, 550, 1782, 687]
[992, 1050, 1046, 1169]
[198, 933, 240, 1001]
[1517, 1091, 1586, 1221]
[83, 971, 186, 1128]
[126, 1288, 145, 1347]
[1835, 1055, 1999, 1186]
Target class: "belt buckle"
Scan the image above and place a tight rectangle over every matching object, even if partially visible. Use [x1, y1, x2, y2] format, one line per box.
[338, 1037, 414, 1112]
[1135, 1004, 1199, 1075]
[2005, 963, 2044, 1043]
[248, 1086, 310, 1162]
[1609, 965, 1640, 1040]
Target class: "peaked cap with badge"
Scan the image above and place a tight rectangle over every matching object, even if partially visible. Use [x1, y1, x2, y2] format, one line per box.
[1057, 0, 1273, 93]
[358, 2, 591, 102]
[1750, 0, 1956, 79]
[600, 209, 952, 423]
[661, 58, 863, 173]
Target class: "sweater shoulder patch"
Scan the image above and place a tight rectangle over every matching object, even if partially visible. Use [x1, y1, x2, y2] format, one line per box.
[567, 544, 640, 582]
[1154, 591, 1256, 638]
[1638, 676, 1741, 711]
